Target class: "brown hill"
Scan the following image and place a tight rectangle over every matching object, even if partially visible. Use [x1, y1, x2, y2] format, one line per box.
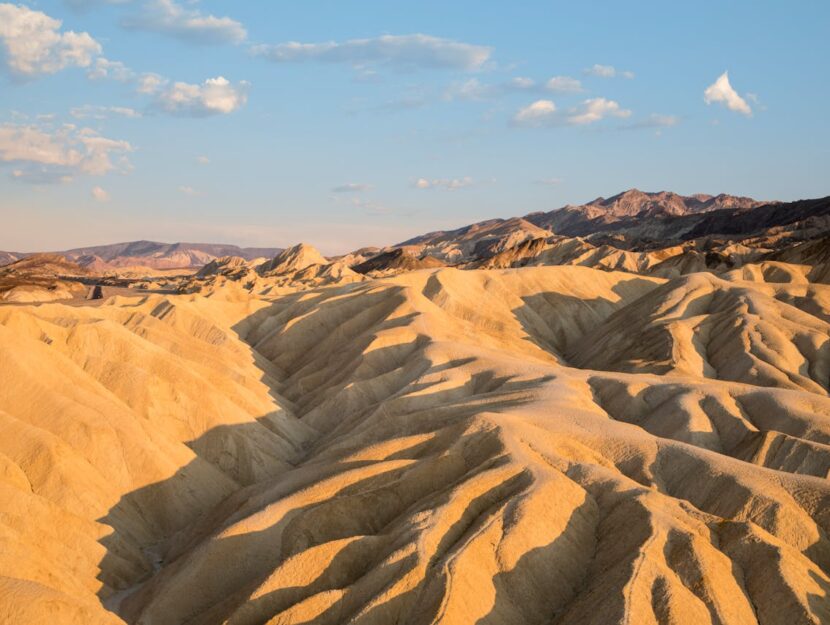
[524, 189, 766, 236]
[351, 247, 446, 274]
[0, 254, 89, 302]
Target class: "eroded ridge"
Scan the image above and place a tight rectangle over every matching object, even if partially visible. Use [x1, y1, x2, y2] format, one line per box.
[1, 266, 829, 624]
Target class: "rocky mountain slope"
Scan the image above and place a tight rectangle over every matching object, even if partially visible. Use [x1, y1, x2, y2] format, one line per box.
[354, 192, 828, 284]
[388, 189, 771, 265]
[525, 189, 766, 236]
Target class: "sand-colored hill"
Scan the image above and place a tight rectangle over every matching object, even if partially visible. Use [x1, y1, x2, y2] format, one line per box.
[2, 263, 830, 624]
[178, 246, 365, 297]
[0, 254, 90, 303]
[258, 243, 329, 276]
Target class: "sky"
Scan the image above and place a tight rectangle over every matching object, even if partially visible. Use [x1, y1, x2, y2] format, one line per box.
[1, 0, 828, 254]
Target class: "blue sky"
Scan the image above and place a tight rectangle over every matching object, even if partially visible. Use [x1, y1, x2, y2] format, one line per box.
[1, 0, 828, 253]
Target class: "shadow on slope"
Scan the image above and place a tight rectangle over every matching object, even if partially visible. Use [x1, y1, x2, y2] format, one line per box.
[94, 289, 554, 624]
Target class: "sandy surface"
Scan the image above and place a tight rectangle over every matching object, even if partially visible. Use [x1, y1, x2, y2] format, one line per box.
[1, 265, 829, 624]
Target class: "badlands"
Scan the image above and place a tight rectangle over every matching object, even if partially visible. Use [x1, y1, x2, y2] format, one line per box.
[2, 190, 830, 624]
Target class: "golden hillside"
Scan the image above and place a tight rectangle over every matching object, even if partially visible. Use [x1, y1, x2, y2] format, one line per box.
[1, 264, 829, 624]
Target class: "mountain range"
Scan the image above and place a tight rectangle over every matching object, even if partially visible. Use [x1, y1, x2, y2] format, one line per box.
[7, 189, 829, 275]
[0, 241, 284, 271]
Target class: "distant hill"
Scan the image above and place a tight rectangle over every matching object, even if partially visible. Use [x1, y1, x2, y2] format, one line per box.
[0, 241, 285, 270]
[0, 251, 23, 267]
[524, 189, 767, 237]
[63, 240, 284, 270]
[387, 189, 772, 265]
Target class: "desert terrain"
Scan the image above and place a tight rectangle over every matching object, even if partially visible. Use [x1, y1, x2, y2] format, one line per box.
[2, 190, 830, 624]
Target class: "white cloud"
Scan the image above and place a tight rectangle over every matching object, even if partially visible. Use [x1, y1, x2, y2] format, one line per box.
[0, 3, 101, 78]
[122, 0, 246, 45]
[332, 183, 371, 193]
[91, 185, 110, 202]
[414, 176, 474, 190]
[70, 105, 142, 119]
[136, 72, 167, 94]
[567, 98, 631, 125]
[704, 71, 752, 116]
[584, 64, 634, 79]
[513, 97, 631, 127]
[154, 76, 249, 116]
[252, 34, 492, 71]
[545, 76, 582, 93]
[86, 57, 133, 81]
[0, 122, 133, 182]
[513, 100, 557, 125]
[179, 185, 200, 196]
[196, 155, 210, 165]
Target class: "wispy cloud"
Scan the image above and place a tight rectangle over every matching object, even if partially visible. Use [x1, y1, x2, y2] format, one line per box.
[512, 97, 631, 127]
[86, 57, 133, 81]
[414, 176, 475, 190]
[135, 72, 166, 94]
[545, 76, 583, 92]
[584, 64, 635, 79]
[196, 155, 210, 165]
[513, 99, 558, 125]
[445, 75, 582, 101]
[704, 71, 752, 116]
[347, 197, 393, 215]
[91, 185, 110, 202]
[122, 0, 246, 45]
[0, 3, 101, 78]
[179, 185, 201, 196]
[0, 122, 133, 183]
[154, 76, 250, 116]
[70, 105, 142, 119]
[65, 0, 131, 10]
[252, 34, 492, 71]
[568, 98, 631, 124]
[332, 183, 372, 193]
[620, 113, 680, 130]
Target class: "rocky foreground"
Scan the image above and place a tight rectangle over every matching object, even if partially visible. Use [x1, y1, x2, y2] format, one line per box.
[2, 260, 830, 624]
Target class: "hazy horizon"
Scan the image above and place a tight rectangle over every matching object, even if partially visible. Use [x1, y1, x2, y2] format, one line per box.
[4, 186, 812, 256]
